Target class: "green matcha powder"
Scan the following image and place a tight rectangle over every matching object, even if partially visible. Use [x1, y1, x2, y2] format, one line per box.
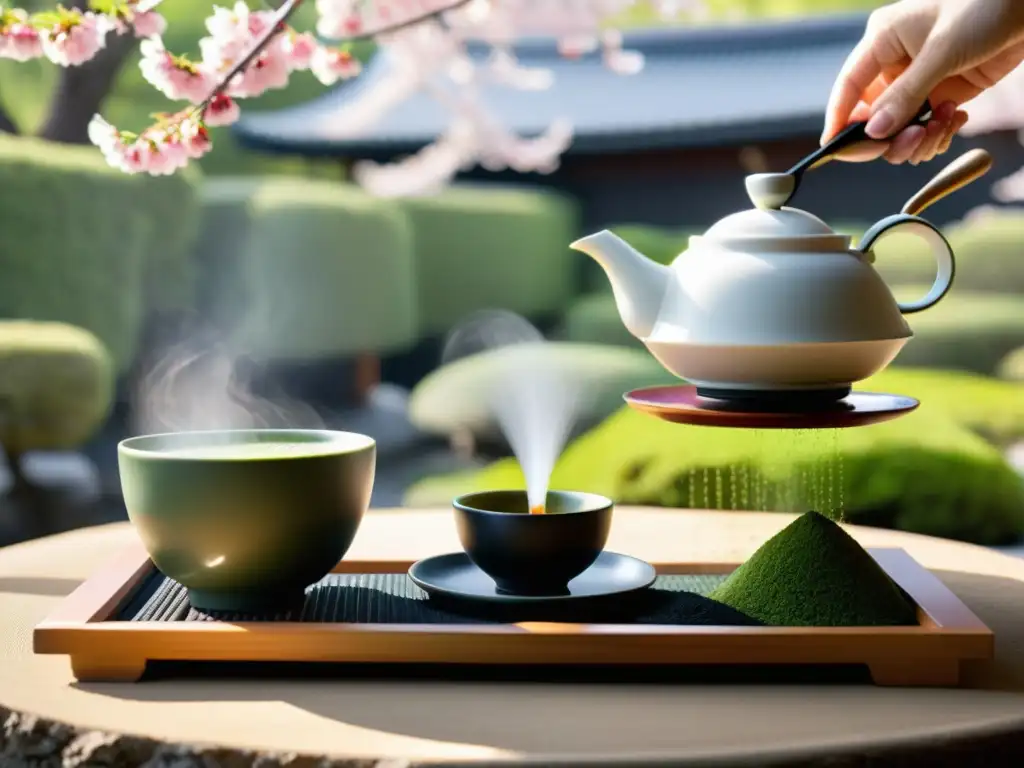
[710, 511, 917, 627]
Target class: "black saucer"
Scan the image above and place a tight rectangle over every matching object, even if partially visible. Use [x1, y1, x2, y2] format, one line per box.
[409, 551, 657, 607]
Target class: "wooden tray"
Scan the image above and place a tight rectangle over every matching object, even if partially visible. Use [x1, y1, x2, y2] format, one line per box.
[34, 542, 994, 686]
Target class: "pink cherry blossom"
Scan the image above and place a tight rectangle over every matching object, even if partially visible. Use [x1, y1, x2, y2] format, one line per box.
[199, 1, 292, 99]
[15, 0, 711, 191]
[139, 37, 214, 103]
[315, 0, 361, 39]
[1, 21, 44, 62]
[203, 2, 275, 66]
[42, 13, 109, 68]
[139, 133, 189, 176]
[204, 93, 241, 127]
[87, 113, 123, 165]
[119, 142, 152, 174]
[342, 0, 694, 196]
[310, 46, 362, 86]
[317, 0, 461, 39]
[225, 38, 291, 98]
[132, 10, 167, 39]
[181, 119, 214, 159]
[283, 31, 317, 71]
[557, 35, 598, 59]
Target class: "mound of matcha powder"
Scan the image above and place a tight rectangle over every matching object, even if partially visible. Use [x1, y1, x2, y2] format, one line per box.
[709, 511, 917, 627]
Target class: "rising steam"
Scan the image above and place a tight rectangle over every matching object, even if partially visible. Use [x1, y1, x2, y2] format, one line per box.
[442, 310, 595, 509]
[131, 332, 324, 438]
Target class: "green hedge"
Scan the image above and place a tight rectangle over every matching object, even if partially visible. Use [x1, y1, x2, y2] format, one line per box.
[138, 167, 203, 318]
[997, 346, 1024, 382]
[232, 179, 419, 362]
[560, 291, 637, 347]
[193, 177, 262, 332]
[405, 367, 1024, 545]
[893, 287, 1024, 375]
[855, 208, 1024, 293]
[397, 185, 579, 337]
[408, 341, 678, 440]
[0, 136, 147, 375]
[0, 321, 114, 455]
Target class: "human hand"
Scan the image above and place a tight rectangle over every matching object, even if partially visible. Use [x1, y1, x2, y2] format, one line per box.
[821, 0, 1024, 165]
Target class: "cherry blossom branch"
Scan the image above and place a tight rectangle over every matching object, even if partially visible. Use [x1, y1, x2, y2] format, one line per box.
[195, 0, 303, 115]
[321, 0, 473, 40]
[7, 0, 709, 190]
[193, 0, 472, 115]
[349, 0, 708, 197]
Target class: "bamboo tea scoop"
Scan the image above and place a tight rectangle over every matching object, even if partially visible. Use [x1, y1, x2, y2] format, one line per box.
[900, 148, 993, 216]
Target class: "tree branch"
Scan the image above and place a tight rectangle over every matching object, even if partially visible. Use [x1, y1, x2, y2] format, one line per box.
[36, 1, 138, 144]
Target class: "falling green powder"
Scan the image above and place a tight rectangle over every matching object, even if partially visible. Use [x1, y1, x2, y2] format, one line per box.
[709, 511, 917, 627]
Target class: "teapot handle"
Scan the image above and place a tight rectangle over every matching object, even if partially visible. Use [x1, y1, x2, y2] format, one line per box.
[856, 213, 955, 315]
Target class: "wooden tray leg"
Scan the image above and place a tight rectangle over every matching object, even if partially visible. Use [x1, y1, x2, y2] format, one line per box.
[71, 654, 147, 683]
[868, 659, 960, 687]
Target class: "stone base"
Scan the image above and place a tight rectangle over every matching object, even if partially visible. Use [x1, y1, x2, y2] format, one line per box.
[0, 706, 412, 768]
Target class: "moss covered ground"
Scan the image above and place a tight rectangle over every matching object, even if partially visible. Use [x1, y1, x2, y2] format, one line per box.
[405, 367, 1024, 545]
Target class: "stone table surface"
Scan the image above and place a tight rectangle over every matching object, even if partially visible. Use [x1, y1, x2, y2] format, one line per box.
[4, 508, 1024, 767]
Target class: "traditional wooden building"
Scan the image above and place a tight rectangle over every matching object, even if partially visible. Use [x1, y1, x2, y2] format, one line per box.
[233, 12, 1024, 230]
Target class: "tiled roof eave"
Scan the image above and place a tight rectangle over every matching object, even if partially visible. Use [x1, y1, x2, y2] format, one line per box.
[233, 113, 825, 158]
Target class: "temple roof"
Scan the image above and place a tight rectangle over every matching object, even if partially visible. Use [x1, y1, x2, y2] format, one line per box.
[232, 13, 867, 158]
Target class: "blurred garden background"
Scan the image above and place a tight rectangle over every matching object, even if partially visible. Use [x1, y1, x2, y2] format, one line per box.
[5, 0, 1024, 554]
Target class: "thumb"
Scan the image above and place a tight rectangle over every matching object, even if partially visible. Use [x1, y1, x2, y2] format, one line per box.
[865, 41, 953, 138]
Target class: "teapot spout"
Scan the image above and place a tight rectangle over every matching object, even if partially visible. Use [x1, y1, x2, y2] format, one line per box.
[570, 230, 672, 340]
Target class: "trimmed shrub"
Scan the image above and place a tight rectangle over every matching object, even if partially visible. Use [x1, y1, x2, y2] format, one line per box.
[405, 367, 1024, 545]
[192, 177, 262, 332]
[945, 208, 1024, 293]
[137, 166, 203, 318]
[865, 366, 1024, 446]
[234, 179, 419, 362]
[997, 346, 1024, 383]
[0, 135, 147, 374]
[559, 291, 637, 348]
[397, 185, 579, 337]
[865, 208, 1024, 293]
[408, 341, 678, 441]
[0, 321, 115, 455]
[894, 287, 1024, 375]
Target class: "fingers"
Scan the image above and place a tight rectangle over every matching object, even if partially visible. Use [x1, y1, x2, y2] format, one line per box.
[822, 37, 884, 144]
[880, 102, 967, 166]
[908, 101, 957, 164]
[882, 125, 927, 164]
[940, 110, 970, 155]
[907, 117, 947, 165]
[867, 38, 956, 138]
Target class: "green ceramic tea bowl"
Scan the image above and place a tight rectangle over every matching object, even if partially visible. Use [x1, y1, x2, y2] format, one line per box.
[118, 429, 375, 613]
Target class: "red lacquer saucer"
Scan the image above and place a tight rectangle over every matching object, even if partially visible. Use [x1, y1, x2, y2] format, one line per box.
[624, 385, 919, 430]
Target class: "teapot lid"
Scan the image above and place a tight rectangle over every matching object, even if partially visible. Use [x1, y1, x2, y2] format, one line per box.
[701, 206, 848, 246]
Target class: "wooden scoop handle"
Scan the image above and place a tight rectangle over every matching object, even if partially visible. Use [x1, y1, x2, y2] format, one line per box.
[901, 148, 994, 216]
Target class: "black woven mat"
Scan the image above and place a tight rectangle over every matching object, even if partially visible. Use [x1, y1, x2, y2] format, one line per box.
[115, 571, 763, 626]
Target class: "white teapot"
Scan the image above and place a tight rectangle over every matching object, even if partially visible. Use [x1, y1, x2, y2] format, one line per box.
[569, 150, 991, 402]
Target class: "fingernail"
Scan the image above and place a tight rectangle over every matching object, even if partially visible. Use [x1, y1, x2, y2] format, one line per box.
[866, 108, 896, 139]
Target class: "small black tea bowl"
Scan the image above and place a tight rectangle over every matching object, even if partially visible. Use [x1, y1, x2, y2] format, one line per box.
[453, 489, 613, 596]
